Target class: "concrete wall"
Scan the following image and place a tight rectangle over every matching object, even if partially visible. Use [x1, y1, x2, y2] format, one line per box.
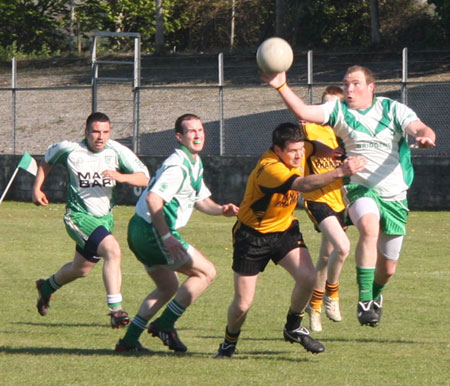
[1, 154, 449, 210]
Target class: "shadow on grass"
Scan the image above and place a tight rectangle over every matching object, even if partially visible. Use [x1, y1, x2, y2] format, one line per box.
[0, 345, 315, 362]
[14, 321, 107, 328]
[200, 334, 422, 345]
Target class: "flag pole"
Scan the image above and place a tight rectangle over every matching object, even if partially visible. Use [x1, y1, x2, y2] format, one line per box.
[0, 167, 19, 206]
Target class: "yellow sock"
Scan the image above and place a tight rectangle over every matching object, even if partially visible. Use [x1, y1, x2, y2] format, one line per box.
[325, 281, 339, 299]
[310, 289, 324, 310]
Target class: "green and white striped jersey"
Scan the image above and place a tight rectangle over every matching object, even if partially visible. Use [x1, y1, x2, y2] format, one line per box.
[321, 96, 419, 200]
[45, 139, 149, 217]
[135, 146, 211, 230]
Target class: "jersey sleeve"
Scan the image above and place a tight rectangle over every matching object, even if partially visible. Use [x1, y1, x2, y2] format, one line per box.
[195, 180, 211, 202]
[258, 162, 298, 194]
[44, 141, 77, 165]
[393, 101, 419, 131]
[109, 140, 150, 178]
[320, 100, 340, 126]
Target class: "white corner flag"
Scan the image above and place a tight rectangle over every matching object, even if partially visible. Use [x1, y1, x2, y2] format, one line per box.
[0, 152, 38, 205]
[18, 152, 38, 176]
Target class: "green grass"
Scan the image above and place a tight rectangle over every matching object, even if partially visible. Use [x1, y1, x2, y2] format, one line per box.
[1, 202, 449, 385]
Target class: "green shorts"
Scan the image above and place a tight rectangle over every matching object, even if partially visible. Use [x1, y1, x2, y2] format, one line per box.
[64, 209, 114, 249]
[344, 184, 409, 236]
[127, 214, 189, 268]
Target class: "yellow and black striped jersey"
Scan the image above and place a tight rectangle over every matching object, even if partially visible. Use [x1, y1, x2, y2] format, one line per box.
[301, 123, 345, 213]
[238, 146, 312, 233]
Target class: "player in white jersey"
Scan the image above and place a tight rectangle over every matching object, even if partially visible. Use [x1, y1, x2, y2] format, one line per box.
[263, 65, 436, 327]
[33, 112, 150, 328]
[115, 113, 239, 353]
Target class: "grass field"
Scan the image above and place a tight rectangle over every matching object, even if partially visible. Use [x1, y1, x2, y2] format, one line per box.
[1, 202, 449, 385]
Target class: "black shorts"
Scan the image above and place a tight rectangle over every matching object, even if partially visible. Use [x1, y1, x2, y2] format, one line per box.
[305, 201, 346, 232]
[232, 220, 307, 275]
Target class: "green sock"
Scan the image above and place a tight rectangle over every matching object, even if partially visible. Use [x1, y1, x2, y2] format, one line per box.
[373, 281, 385, 301]
[356, 266, 375, 302]
[122, 315, 147, 346]
[159, 299, 186, 330]
[41, 275, 61, 298]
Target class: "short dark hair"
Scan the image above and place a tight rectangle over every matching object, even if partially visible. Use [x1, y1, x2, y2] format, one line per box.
[86, 112, 110, 131]
[271, 122, 304, 150]
[174, 113, 201, 135]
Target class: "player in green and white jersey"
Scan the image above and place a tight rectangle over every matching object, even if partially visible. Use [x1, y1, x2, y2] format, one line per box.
[115, 113, 239, 353]
[264, 65, 436, 327]
[33, 112, 150, 328]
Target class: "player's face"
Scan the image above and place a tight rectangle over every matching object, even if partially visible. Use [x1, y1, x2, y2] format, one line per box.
[275, 140, 305, 168]
[176, 118, 205, 155]
[343, 70, 374, 110]
[85, 121, 111, 152]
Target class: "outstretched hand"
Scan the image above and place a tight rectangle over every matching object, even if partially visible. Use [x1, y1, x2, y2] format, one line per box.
[222, 203, 239, 217]
[410, 136, 436, 149]
[340, 156, 366, 176]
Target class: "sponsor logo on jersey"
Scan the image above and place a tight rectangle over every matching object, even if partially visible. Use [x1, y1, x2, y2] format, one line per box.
[78, 172, 114, 187]
[275, 191, 300, 208]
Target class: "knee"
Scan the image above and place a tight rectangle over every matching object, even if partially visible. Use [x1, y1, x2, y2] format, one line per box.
[198, 260, 216, 286]
[230, 298, 252, 317]
[384, 264, 397, 279]
[335, 239, 351, 261]
[206, 263, 217, 284]
[297, 268, 316, 290]
[358, 217, 379, 240]
[103, 244, 121, 263]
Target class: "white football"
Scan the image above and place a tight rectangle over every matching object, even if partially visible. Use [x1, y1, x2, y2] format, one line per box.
[256, 37, 293, 74]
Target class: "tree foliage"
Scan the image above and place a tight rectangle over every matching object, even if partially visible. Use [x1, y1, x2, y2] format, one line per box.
[430, 0, 450, 40]
[0, 0, 448, 58]
[0, 0, 66, 55]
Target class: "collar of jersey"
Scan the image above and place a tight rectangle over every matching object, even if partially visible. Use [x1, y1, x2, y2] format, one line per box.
[178, 145, 196, 164]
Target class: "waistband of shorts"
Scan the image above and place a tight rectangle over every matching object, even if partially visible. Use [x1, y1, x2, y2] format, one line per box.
[235, 220, 297, 236]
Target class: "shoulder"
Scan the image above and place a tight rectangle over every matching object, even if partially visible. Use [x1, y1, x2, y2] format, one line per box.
[105, 139, 134, 154]
[45, 140, 79, 161]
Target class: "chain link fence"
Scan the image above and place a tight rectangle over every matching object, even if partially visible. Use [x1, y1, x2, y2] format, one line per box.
[0, 51, 449, 157]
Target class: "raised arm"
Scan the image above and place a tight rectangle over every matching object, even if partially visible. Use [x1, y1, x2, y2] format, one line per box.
[32, 161, 52, 206]
[262, 72, 326, 124]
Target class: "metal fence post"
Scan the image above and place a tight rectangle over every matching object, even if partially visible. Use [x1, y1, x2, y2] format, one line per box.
[307, 50, 313, 104]
[11, 57, 17, 155]
[402, 47, 408, 105]
[133, 35, 141, 154]
[91, 35, 98, 113]
[218, 53, 224, 156]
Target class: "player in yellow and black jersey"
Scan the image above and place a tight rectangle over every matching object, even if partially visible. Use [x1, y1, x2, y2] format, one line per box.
[215, 122, 366, 359]
[301, 86, 352, 333]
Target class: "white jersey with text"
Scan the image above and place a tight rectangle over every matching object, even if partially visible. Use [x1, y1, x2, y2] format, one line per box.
[135, 147, 211, 230]
[321, 96, 419, 200]
[45, 139, 149, 217]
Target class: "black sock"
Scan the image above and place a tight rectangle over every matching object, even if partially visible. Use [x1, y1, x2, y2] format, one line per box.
[285, 310, 304, 331]
[224, 326, 240, 345]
